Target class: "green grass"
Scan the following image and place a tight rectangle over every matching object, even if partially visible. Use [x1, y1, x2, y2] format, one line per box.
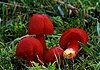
[0, 0, 100, 70]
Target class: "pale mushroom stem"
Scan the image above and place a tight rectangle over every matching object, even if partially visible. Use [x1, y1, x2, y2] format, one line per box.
[36, 34, 48, 54]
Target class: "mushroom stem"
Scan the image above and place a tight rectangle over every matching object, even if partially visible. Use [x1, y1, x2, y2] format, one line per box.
[63, 40, 79, 60]
[68, 40, 79, 51]
[36, 34, 48, 54]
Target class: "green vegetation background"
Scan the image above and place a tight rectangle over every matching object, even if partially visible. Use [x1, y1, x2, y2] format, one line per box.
[0, 0, 100, 70]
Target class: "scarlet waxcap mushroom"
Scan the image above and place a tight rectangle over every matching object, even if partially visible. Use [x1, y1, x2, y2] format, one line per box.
[16, 36, 43, 66]
[59, 28, 88, 59]
[44, 46, 64, 64]
[28, 14, 54, 54]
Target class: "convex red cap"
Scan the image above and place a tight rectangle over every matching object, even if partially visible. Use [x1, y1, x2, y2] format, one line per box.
[16, 36, 43, 66]
[28, 14, 54, 35]
[59, 28, 88, 50]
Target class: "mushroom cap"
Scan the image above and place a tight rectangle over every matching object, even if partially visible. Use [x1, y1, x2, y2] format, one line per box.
[28, 14, 54, 35]
[59, 28, 88, 50]
[44, 46, 64, 64]
[16, 36, 43, 64]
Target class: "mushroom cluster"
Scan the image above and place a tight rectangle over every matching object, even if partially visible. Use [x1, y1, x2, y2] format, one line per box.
[16, 14, 88, 67]
[28, 14, 64, 65]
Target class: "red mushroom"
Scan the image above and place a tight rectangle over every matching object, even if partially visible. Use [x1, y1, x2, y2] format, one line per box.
[28, 14, 54, 53]
[44, 46, 64, 64]
[16, 36, 43, 66]
[59, 28, 88, 60]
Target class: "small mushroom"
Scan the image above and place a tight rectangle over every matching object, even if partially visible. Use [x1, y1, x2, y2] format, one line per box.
[28, 14, 54, 54]
[16, 36, 43, 66]
[44, 46, 64, 64]
[59, 28, 88, 60]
